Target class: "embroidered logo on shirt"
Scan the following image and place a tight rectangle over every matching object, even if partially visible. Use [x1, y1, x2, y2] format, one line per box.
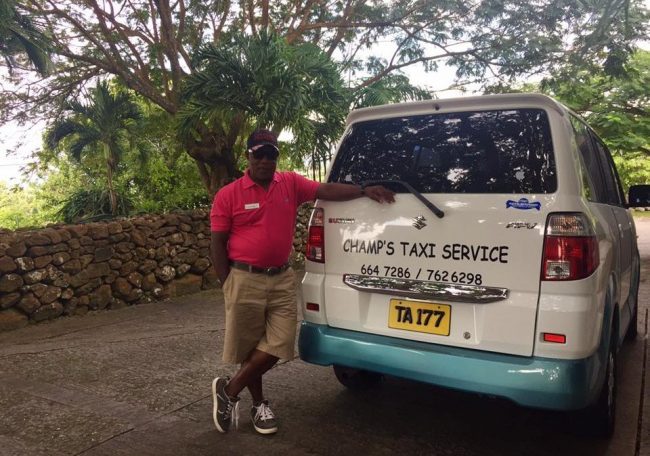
[245, 203, 260, 210]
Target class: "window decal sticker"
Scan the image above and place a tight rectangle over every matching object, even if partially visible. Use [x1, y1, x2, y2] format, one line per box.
[328, 218, 355, 224]
[506, 198, 541, 211]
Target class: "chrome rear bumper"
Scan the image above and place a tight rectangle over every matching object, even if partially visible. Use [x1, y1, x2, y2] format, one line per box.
[343, 274, 509, 304]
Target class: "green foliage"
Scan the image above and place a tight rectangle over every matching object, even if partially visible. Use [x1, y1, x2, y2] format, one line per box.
[0, 181, 55, 230]
[4, 0, 646, 194]
[542, 50, 650, 149]
[5, 113, 208, 230]
[119, 94, 209, 211]
[351, 73, 432, 109]
[486, 50, 650, 191]
[543, 50, 650, 190]
[56, 188, 133, 223]
[0, 0, 51, 75]
[30, 93, 208, 225]
[124, 150, 209, 213]
[46, 81, 142, 215]
[180, 31, 349, 164]
[613, 153, 650, 192]
[180, 31, 433, 186]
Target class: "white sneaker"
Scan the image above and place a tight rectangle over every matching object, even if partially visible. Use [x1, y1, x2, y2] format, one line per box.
[212, 377, 239, 433]
[251, 400, 278, 434]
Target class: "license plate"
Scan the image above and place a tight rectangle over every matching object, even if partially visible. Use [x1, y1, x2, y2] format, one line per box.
[388, 299, 451, 336]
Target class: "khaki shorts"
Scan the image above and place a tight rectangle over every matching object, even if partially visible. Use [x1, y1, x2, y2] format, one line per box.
[221, 267, 297, 364]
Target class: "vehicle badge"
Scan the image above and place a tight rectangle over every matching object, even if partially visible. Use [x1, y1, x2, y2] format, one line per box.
[505, 198, 541, 211]
[328, 218, 355, 224]
[412, 215, 427, 230]
[506, 222, 538, 229]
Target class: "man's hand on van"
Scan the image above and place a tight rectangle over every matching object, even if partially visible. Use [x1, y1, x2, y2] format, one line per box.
[362, 185, 396, 203]
[316, 183, 395, 203]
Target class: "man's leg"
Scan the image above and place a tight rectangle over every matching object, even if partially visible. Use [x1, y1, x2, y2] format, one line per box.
[225, 348, 280, 435]
[246, 375, 263, 404]
[213, 269, 267, 433]
[224, 349, 278, 399]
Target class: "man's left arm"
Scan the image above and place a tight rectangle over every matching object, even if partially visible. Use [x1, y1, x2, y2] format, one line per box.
[316, 182, 395, 203]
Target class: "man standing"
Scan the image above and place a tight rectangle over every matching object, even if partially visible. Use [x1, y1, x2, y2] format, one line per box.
[210, 129, 394, 435]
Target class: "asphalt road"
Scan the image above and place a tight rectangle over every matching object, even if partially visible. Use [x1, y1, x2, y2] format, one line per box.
[0, 217, 649, 456]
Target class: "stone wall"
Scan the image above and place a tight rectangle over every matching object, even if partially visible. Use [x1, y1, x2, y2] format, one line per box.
[0, 206, 312, 331]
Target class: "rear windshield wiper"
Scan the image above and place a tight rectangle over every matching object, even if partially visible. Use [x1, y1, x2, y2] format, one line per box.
[362, 179, 445, 219]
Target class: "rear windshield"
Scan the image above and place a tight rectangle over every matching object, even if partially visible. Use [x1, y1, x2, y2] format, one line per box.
[329, 109, 557, 194]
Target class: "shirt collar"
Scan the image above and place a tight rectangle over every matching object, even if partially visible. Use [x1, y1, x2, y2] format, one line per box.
[242, 170, 280, 189]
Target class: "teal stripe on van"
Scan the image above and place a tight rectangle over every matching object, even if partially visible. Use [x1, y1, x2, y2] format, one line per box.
[298, 322, 605, 410]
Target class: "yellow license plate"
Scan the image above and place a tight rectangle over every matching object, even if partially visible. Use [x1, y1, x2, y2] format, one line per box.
[388, 299, 451, 336]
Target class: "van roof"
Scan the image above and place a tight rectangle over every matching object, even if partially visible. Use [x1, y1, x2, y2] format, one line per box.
[346, 93, 567, 126]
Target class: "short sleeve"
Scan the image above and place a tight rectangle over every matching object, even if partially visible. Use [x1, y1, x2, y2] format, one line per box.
[291, 172, 320, 205]
[210, 187, 232, 232]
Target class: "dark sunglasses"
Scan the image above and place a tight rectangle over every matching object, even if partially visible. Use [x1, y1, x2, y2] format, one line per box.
[249, 145, 279, 161]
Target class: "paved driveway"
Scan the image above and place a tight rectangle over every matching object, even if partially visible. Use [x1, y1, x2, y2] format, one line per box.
[0, 217, 649, 456]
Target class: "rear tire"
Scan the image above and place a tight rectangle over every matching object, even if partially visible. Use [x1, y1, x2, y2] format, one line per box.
[333, 365, 383, 390]
[584, 332, 617, 438]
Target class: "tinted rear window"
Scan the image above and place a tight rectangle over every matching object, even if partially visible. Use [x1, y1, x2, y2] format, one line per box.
[329, 109, 557, 193]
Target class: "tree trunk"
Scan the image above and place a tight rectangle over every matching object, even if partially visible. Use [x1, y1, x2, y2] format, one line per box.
[195, 159, 243, 197]
[106, 161, 118, 215]
[185, 124, 244, 197]
[103, 143, 119, 216]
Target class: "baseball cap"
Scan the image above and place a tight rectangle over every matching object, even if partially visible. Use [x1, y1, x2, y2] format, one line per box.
[247, 129, 278, 150]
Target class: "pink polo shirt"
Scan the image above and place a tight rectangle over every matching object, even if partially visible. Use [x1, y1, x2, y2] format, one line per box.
[210, 171, 320, 267]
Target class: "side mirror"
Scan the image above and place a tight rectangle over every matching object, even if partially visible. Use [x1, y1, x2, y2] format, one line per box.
[628, 184, 650, 208]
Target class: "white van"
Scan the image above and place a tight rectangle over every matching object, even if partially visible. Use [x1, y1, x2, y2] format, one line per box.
[298, 94, 649, 437]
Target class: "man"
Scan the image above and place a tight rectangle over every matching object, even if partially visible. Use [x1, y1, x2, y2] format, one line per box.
[210, 129, 394, 435]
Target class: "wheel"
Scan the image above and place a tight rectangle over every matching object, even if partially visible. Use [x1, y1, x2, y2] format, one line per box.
[585, 332, 617, 438]
[333, 365, 383, 390]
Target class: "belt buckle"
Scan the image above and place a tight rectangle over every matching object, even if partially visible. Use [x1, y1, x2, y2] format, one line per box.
[264, 266, 276, 275]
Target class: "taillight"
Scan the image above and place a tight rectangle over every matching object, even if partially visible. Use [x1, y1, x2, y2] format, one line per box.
[306, 208, 324, 263]
[541, 213, 599, 281]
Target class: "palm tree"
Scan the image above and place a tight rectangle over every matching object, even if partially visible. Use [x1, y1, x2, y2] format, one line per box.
[179, 31, 433, 192]
[179, 31, 349, 193]
[0, 0, 51, 75]
[351, 73, 432, 109]
[46, 81, 141, 215]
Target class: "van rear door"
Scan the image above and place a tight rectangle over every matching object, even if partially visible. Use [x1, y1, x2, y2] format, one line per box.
[319, 108, 557, 357]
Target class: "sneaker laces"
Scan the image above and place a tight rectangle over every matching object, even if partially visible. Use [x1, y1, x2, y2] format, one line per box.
[227, 399, 239, 430]
[254, 402, 275, 422]
[229, 401, 239, 430]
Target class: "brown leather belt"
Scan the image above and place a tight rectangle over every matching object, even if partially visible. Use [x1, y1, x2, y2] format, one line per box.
[230, 260, 290, 276]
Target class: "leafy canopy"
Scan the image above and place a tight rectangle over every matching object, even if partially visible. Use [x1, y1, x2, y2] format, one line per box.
[180, 31, 348, 159]
[0, 0, 51, 75]
[543, 50, 650, 158]
[487, 50, 650, 191]
[1, 0, 646, 191]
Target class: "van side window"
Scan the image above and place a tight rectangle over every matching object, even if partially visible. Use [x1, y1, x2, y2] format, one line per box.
[590, 135, 624, 206]
[570, 116, 607, 203]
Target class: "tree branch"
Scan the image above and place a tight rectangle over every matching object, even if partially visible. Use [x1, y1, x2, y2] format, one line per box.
[325, 0, 358, 57]
[354, 49, 483, 90]
[214, 1, 231, 42]
[247, 0, 257, 35]
[286, 0, 322, 44]
[261, 0, 270, 29]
